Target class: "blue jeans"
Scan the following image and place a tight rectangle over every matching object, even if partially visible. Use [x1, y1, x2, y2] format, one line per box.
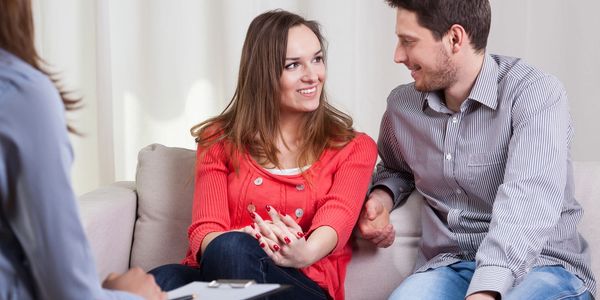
[389, 261, 592, 300]
[149, 232, 327, 300]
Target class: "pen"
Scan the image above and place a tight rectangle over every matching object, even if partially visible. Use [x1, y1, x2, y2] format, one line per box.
[170, 294, 196, 300]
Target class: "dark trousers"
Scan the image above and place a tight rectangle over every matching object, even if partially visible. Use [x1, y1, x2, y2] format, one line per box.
[149, 232, 328, 300]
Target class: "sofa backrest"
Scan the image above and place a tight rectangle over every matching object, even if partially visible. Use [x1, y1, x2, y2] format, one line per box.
[131, 144, 196, 271]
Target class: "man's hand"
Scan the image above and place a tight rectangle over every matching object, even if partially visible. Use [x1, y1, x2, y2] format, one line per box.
[466, 291, 499, 300]
[102, 267, 167, 300]
[357, 188, 395, 248]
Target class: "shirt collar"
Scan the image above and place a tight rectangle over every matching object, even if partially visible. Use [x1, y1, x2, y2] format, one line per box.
[467, 53, 499, 110]
[422, 53, 499, 112]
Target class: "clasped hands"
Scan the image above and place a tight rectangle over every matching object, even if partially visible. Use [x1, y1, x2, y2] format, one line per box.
[243, 205, 312, 268]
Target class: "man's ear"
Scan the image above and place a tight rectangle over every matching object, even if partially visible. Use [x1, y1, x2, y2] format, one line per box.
[447, 24, 467, 53]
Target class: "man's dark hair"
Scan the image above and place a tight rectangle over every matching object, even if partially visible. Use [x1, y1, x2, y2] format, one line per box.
[386, 0, 491, 53]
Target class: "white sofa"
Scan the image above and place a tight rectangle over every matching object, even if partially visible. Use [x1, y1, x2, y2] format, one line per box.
[78, 144, 599, 299]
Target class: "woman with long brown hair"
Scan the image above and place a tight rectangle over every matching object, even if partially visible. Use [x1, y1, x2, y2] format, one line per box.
[150, 9, 377, 300]
[0, 0, 165, 299]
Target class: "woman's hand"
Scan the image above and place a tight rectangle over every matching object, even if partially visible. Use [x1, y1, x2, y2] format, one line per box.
[243, 205, 312, 268]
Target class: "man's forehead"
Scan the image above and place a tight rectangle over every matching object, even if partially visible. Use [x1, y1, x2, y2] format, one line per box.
[395, 8, 434, 38]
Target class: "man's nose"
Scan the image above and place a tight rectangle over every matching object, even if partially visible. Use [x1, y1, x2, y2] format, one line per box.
[394, 43, 407, 64]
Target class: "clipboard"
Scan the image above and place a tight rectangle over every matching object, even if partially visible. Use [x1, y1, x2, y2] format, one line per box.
[167, 280, 290, 300]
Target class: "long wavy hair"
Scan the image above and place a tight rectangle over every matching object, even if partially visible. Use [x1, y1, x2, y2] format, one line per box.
[0, 0, 81, 133]
[191, 10, 355, 170]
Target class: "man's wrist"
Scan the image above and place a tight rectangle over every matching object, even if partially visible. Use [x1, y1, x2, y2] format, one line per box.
[370, 186, 394, 211]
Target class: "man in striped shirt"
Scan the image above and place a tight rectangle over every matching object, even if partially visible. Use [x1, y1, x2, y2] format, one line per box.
[358, 0, 596, 299]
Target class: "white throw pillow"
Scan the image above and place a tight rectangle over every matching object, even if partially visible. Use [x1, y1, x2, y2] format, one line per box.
[131, 143, 196, 271]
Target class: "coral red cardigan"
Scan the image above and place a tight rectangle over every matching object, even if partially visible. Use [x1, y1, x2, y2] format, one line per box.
[182, 133, 377, 300]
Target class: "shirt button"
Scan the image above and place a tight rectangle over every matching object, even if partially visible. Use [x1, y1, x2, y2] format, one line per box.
[445, 153, 452, 160]
[247, 203, 256, 212]
[296, 184, 305, 191]
[456, 189, 462, 195]
[295, 208, 304, 218]
[254, 177, 263, 185]
[452, 117, 458, 124]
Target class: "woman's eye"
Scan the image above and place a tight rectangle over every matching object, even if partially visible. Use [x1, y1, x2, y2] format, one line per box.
[313, 56, 324, 63]
[285, 62, 299, 70]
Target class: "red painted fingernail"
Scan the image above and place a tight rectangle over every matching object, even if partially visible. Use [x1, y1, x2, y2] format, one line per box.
[250, 223, 255, 229]
[265, 205, 271, 212]
[273, 245, 280, 251]
[250, 212, 256, 219]
[284, 237, 291, 244]
[255, 233, 261, 240]
[260, 243, 265, 248]
[297, 232, 305, 238]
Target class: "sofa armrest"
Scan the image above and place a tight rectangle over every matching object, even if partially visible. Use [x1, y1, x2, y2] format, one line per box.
[78, 181, 137, 280]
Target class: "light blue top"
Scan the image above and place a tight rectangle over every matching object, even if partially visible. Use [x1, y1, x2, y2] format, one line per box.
[0, 48, 141, 299]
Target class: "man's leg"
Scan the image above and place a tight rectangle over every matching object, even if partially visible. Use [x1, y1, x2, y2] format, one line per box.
[505, 265, 592, 300]
[388, 261, 475, 300]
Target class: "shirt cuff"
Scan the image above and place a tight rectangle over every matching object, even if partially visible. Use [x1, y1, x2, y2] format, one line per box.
[370, 179, 398, 203]
[466, 265, 514, 299]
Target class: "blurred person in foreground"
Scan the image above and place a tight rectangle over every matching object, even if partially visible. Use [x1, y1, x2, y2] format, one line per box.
[0, 0, 166, 299]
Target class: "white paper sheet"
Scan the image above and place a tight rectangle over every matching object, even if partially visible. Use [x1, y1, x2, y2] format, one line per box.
[167, 281, 283, 300]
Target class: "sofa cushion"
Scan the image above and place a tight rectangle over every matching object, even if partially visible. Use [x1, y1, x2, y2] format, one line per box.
[131, 144, 196, 271]
[572, 161, 600, 280]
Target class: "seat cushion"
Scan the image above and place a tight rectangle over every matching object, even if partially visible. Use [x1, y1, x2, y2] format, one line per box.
[345, 190, 422, 300]
[572, 161, 600, 280]
[131, 144, 196, 271]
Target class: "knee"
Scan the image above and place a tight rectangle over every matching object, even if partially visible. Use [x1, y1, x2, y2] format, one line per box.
[148, 264, 201, 291]
[201, 232, 262, 263]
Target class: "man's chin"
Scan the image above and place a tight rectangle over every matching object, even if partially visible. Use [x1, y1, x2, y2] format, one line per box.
[414, 82, 432, 92]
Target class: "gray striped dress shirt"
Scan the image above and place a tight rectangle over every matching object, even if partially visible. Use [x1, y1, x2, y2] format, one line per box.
[373, 54, 596, 297]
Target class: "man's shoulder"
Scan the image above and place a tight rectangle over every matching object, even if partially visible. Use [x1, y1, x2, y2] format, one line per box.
[387, 82, 423, 107]
[491, 54, 562, 88]
[389, 82, 418, 96]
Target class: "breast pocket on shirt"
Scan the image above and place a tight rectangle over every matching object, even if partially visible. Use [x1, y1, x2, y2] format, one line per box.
[467, 151, 507, 184]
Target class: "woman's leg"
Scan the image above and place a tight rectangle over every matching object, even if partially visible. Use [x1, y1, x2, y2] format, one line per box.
[388, 261, 475, 300]
[200, 232, 327, 300]
[505, 265, 592, 300]
[148, 264, 203, 292]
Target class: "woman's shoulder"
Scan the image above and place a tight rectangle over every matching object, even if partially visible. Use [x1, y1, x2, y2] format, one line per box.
[0, 50, 55, 101]
[351, 132, 377, 147]
[345, 132, 377, 152]
[1, 51, 64, 141]
[329, 131, 377, 158]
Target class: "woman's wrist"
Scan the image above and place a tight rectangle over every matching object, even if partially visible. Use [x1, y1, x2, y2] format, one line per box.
[299, 239, 319, 268]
